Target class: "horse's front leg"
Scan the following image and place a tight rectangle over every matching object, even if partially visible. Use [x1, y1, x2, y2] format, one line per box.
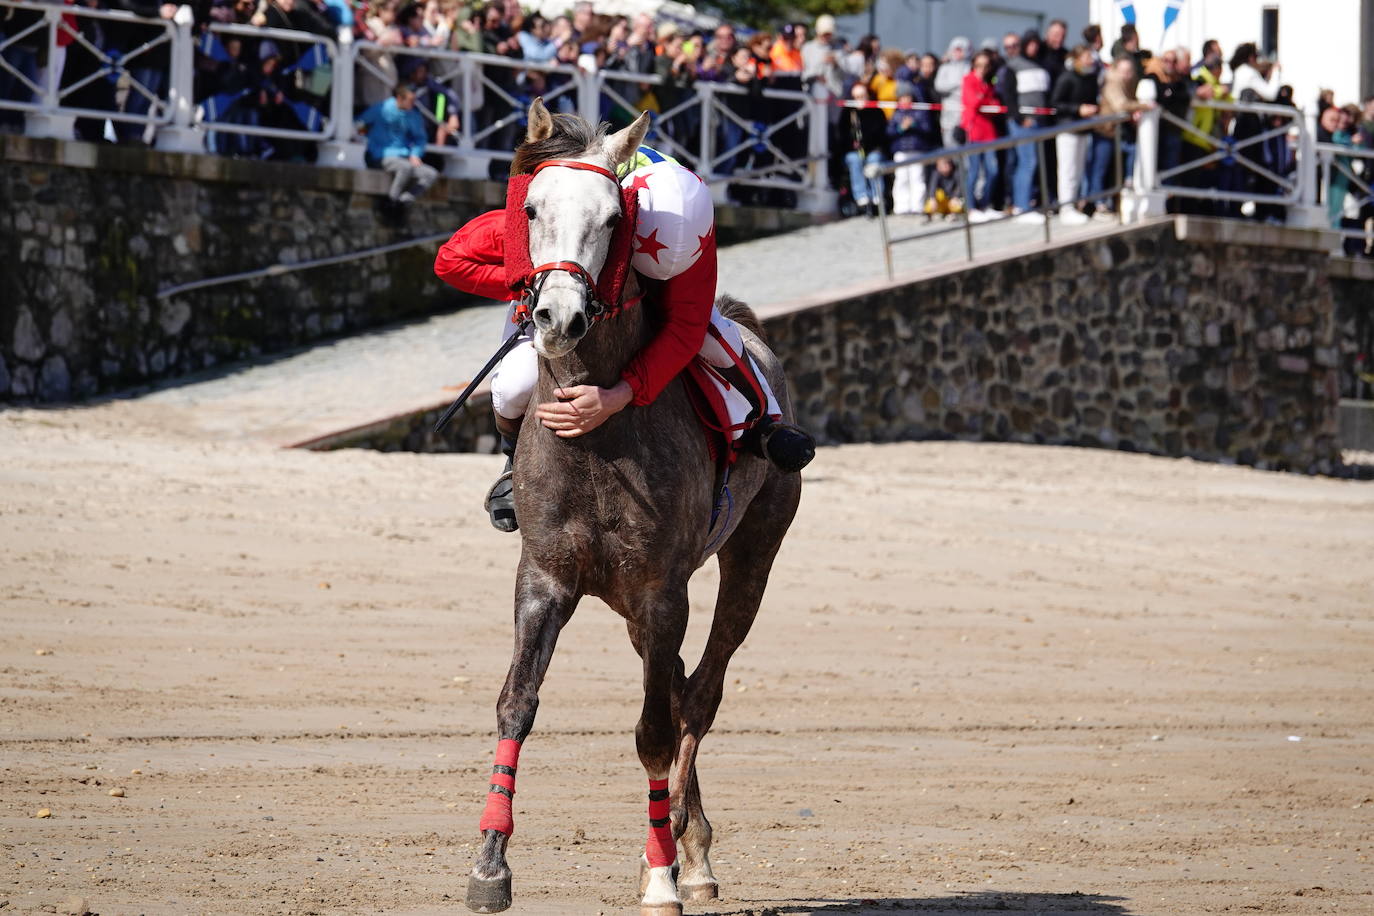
[466, 568, 577, 914]
[635, 587, 690, 916]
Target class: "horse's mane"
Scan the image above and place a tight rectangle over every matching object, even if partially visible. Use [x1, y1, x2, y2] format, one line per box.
[509, 114, 607, 176]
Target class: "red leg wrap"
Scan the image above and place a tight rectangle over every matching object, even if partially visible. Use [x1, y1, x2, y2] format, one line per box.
[478, 738, 521, 836]
[644, 778, 676, 868]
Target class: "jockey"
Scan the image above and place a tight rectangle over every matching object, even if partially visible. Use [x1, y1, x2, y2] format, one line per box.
[435, 144, 815, 532]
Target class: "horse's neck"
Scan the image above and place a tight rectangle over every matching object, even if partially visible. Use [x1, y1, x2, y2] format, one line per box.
[540, 302, 650, 393]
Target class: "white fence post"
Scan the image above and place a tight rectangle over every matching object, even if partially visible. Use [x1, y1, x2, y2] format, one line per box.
[318, 26, 365, 168]
[1286, 107, 1328, 230]
[795, 95, 836, 215]
[1125, 105, 1166, 221]
[23, 5, 73, 140]
[155, 5, 201, 153]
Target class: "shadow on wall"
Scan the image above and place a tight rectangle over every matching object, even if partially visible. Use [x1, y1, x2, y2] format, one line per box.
[710, 890, 1134, 914]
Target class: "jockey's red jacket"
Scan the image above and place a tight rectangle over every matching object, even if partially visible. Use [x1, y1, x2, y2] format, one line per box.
[434, 209, 716, 407]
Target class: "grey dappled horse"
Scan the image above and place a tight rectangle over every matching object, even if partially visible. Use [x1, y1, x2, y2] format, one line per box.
[466, 99, 803, 916]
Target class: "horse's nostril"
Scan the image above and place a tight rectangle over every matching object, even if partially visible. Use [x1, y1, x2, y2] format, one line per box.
[566, 313, 587, 340]
[532, 306, 553, 331]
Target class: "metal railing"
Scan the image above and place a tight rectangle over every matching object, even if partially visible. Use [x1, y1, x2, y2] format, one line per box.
[1317, 141, 1374, 252]
[3, 3, 1361, 232]
[1150, 98, 1308, 206]
[0, 0, 179, 136]
[865, 114, 1132, 279]
[194, 22, 338, 149]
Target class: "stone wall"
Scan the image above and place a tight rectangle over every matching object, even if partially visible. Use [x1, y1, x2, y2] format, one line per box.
[764, 217, 1352, 474]
[0, 135, 813, 403]
[1330, 257, 1374, 401]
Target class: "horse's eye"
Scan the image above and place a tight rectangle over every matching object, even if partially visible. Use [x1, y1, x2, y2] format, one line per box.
[524, 204, 537, 220]
[604, 213, 620, 228]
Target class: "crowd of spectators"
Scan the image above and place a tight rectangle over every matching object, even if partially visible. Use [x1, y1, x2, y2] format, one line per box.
[826, 17, 1371, 249]
[0, 1, 1369, 246]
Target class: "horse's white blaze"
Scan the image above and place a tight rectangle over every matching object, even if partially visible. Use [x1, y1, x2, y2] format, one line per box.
[640, 861, 681, 907]
[526, 159, 620, 359]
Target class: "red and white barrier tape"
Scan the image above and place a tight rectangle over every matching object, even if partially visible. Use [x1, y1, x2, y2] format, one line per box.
[835, 100, 1057, 116]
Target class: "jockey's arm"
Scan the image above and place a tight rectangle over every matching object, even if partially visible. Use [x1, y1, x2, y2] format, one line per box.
[434, 209, 511, 301]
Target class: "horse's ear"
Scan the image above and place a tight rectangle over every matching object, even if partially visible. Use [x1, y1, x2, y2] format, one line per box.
[605, 110, 651, 167]
[526, 97, 553, 143]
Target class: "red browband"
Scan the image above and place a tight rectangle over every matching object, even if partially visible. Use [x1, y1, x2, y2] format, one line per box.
[531, 158, 621, 184]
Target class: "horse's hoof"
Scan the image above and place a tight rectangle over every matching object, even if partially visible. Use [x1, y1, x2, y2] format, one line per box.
[638, 858, 679, 895]
[680, 880, 719, 902]
[639, 904, 683, 916]
[465, 873, 512, 913]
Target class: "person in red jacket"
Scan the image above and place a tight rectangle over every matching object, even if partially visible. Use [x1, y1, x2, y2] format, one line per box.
[960, 49, 1002, 221]
[435, 148, 814, 532]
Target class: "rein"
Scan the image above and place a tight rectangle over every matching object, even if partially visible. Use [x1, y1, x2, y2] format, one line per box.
[514, 159, 642, 326]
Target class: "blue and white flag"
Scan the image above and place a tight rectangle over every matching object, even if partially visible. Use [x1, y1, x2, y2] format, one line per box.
[196, 30, 234, 64]
[200, 88, 250, 121]
[1115, 0, 1137, 24]
[1163, 0, 1185, 33]
[290, 100, 324, 132]
[284, 42, 328, 74]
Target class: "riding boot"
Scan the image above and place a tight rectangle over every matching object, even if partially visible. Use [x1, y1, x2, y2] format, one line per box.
[750, 416, 816, 472]
[485, 414, 520, 533]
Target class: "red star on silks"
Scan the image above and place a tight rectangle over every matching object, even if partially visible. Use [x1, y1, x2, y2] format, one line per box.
[627, 173, 651, 193]
[692, 229, 714, 258]
[635, 228, 668, 263]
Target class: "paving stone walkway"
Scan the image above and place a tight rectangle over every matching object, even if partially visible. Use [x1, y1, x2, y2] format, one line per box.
[106, 212, 1122, 446]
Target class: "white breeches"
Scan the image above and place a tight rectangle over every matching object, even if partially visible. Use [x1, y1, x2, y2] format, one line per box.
[490, 303, 781, 440]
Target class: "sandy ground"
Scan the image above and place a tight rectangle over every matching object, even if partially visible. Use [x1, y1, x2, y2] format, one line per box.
[3, 401, 1373, 916]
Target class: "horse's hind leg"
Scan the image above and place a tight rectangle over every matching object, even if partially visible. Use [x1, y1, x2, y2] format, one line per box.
[466, 569, 577, 914]
[672, 475, 801, 903]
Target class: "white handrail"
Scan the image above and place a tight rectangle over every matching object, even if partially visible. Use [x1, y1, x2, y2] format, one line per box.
[0, 0, 180, 137]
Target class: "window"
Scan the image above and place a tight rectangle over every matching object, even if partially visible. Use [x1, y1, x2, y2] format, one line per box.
[1261, 6, 1279, 56]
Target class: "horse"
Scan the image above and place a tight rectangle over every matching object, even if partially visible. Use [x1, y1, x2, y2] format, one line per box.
[465, 98, 804, 916]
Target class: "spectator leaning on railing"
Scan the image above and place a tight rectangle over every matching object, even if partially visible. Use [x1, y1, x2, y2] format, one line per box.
[960, 49, 1001, 222]
[997, 30, 1052, 221]
[1051, 44, 1100, 224]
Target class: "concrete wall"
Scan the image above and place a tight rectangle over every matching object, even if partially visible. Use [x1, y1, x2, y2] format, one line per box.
[765, 217, 1351, 474]
[0, 135, 813, 404]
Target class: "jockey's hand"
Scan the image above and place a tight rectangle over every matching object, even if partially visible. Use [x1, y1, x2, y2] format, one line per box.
[535, 382, 633, 437]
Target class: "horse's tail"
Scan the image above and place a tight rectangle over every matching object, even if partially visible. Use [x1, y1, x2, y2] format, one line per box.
[715, 293, 767, 345]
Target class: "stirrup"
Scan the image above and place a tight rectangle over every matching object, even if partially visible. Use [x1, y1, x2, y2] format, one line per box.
[484, 456, 518, 532]
[757, 420, 815, 472]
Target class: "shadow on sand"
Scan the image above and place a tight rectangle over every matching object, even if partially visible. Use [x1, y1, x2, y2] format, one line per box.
[708, 890, 1134, 915]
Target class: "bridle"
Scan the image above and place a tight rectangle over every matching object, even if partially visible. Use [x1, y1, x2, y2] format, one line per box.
[514, 158, 642, 327]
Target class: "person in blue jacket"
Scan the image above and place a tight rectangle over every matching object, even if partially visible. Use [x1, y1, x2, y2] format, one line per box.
[356, 84, 440, 219]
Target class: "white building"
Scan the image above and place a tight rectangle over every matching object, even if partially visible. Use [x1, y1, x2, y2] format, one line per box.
[835, 0, 1090, 57]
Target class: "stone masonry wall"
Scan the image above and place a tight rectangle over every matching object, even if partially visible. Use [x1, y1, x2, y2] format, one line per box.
[765, 218, 1349, 474]
[0, 135, 811, 403]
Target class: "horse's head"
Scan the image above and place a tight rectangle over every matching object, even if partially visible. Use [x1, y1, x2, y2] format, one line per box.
[517, 98, 649, 359]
